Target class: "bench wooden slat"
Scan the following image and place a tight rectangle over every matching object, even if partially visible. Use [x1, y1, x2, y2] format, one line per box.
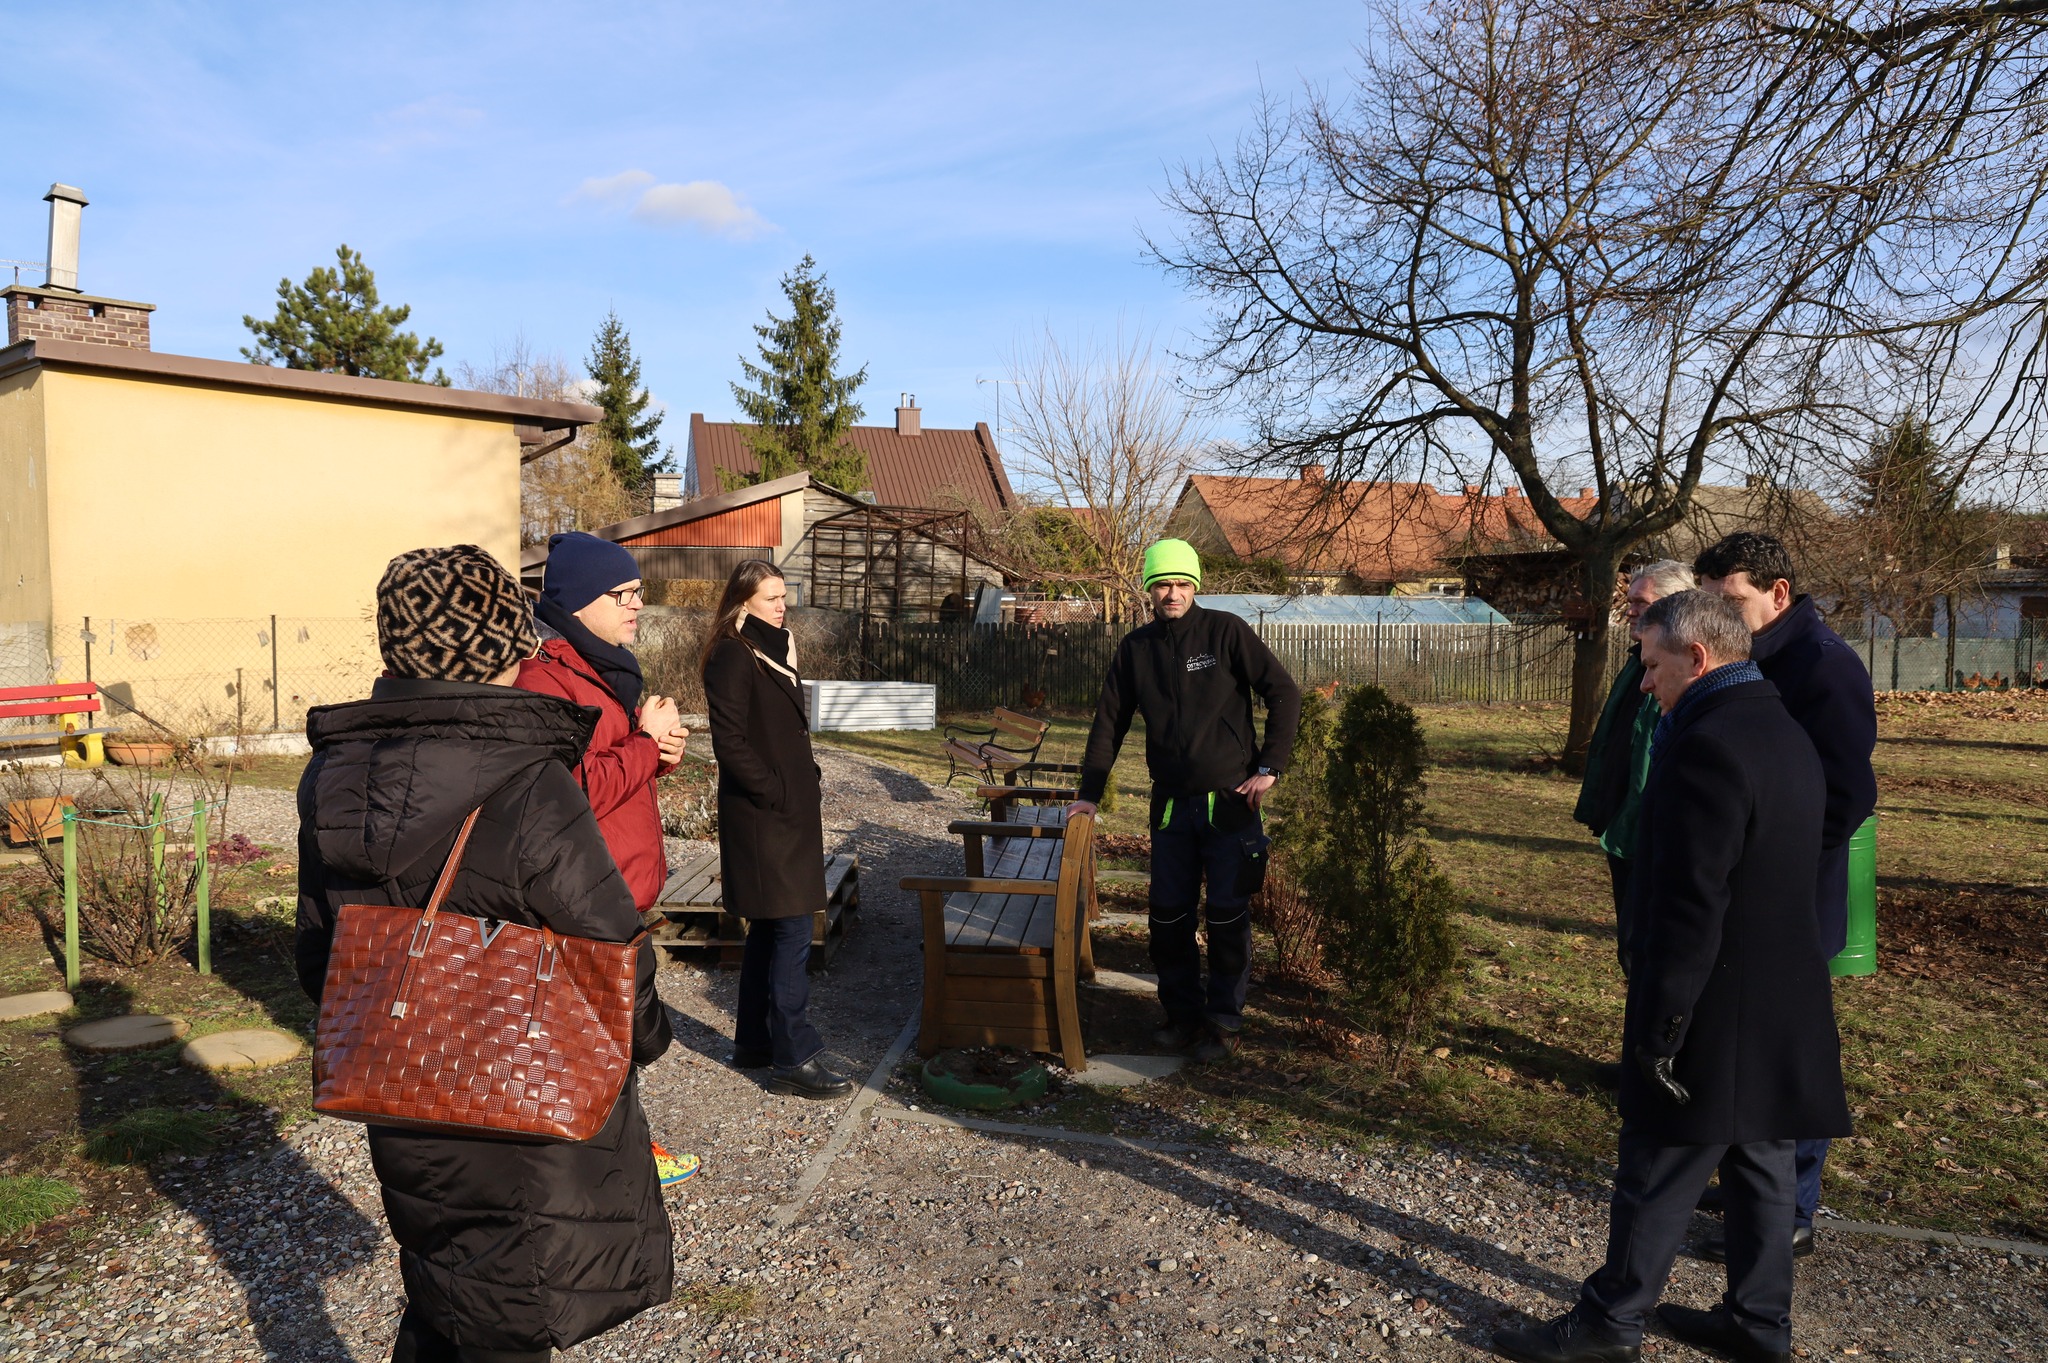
[0, 699, 105, 720]
[0, 683, 99, 703]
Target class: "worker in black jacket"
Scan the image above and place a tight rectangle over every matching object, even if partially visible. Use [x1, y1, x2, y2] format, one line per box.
[1696, 531, 1877, 1262]
[1071, 539, 1302, 1064]
[1494, 590, 1850, 1363]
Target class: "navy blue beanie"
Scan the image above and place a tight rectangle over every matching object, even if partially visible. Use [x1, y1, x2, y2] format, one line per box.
[541, 532, 642, 612]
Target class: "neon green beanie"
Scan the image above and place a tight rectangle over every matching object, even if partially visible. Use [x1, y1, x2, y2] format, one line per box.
[1142, 538, 1203, 589]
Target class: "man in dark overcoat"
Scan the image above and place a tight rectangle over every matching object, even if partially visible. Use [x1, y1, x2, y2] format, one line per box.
[1696, 531, 1876, 1257]
[1494, 590, 1852, 1363]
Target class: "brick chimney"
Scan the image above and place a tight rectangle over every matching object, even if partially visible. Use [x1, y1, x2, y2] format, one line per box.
[895, 393, 921, 437]
[3, 183, 153, 349]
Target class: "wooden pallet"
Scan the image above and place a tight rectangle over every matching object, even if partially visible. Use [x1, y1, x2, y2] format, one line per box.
[646, 851, 859, 970]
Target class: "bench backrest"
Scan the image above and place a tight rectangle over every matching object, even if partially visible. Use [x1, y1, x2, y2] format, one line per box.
[0, 682, 102, 721]
[990, 707, 1050, 746]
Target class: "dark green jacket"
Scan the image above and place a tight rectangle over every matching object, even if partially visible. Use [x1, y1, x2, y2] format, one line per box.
[1573, 650, 1658, 859]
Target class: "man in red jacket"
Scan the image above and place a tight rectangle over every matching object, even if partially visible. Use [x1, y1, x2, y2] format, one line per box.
[521, 533, 687, 907]
[520, 532, 697, 1185]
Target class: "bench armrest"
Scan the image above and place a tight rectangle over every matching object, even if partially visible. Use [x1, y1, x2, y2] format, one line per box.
[947, 820, 1064, 838]
[1018, 760, 1084, 774]
[974, 785, 1079, 801]
[942, 720, 997, 741]
[900, 874, 1059, 894]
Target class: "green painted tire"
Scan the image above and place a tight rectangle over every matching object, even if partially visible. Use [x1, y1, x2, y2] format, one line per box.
[919, 1050, 1049, 1111]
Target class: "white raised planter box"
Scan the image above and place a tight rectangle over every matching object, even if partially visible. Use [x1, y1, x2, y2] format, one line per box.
[802, 680, 937, 732]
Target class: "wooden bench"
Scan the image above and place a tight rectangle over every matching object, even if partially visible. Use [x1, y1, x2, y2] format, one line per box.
[645, 851, 860, 969]
[0, 682, 110, 749]
[902, 808, 1098, 1071]
[941, 707, 1059, 786]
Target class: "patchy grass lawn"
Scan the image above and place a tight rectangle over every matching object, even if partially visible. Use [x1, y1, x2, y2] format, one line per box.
[0, 848, 316, 1263]
[870, 697, 2047, 1242]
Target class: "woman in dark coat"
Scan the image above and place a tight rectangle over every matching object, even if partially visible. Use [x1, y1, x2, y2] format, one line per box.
[296, 545, 673, 1363]
[701, 558, 853, 1100]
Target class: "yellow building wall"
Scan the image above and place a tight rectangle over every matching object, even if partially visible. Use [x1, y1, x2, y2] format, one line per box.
[0, 369, 51, 629]
[30, 369, 524, 727]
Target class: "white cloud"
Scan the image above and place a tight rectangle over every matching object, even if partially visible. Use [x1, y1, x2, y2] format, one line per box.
[631, 180, 774, 239]
[570, 169, 656, 205]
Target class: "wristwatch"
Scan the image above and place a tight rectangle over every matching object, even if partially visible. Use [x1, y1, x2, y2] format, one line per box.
[1256, 767, 1277, 778]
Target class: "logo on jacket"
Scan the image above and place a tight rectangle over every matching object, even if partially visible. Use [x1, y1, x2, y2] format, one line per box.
[1186, 653, 1218, 672]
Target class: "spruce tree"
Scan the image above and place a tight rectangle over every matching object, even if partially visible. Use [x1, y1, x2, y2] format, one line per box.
[242, 245, 448, 384]
[727, 255, 870, 494]
[585, 310, 671, 492]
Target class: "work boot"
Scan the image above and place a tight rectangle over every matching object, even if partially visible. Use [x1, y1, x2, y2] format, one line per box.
[1187, 1030, 1239, 1065]
[1692, 1225, 1814, 1264]
[1491, 1306, 1640, 1362]
[1654, 1303, 1792, 1362]
[1153, 1020, 1204, 1052]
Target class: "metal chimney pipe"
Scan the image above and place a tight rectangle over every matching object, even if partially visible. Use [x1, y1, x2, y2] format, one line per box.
[43, 184, 87, 292]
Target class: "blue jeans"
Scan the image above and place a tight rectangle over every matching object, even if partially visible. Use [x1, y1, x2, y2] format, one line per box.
[1795, 1138, 1829, 1227]
[735, 916, 823, 1070]
[1149, 791, 1262, 1032]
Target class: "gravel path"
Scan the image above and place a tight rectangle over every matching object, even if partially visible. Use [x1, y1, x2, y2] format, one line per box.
[3, 748, 2042, 1362]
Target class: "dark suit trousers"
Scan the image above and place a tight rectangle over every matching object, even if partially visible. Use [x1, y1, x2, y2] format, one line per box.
[1580, 1131, 1797, 1350]
[1605, 853, 1632, 973]
[735, 915, 824, 1070]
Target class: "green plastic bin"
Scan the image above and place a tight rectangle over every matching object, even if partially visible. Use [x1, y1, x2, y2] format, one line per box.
[1829, 815, 1878, 977]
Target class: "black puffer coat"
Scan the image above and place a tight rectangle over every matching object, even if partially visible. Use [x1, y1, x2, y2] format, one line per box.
[295, 676, 674, 1355]
[702, 623, 825, 921]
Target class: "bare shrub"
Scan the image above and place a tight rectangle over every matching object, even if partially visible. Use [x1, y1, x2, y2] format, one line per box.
[1253, 864, 1333, 989]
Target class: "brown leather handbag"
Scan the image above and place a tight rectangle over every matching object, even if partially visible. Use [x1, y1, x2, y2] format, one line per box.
[313, 809, 645, 1142]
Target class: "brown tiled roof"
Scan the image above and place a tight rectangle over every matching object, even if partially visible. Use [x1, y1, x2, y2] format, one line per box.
[687, 414, 1015, 516]
[1175, 473, 1599, 584]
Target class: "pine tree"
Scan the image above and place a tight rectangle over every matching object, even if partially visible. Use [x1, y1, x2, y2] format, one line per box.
[241, 245, 448, 384]
[584, 310, 671, 492]
[727, 255, 870, 494]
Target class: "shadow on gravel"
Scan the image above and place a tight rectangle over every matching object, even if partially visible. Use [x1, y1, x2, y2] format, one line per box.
[866, 763, 944, 804]
[76, 969, 379, 1361]
[1041, 1137, 1584, 1345]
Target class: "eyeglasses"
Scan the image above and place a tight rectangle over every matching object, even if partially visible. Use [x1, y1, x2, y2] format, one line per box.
[603, 587, 645, 606]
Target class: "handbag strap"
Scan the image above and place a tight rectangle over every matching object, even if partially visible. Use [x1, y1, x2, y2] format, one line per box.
[389, 808, 484, 1018]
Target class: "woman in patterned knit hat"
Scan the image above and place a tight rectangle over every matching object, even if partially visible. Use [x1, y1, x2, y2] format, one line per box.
[294, 544, 674, 1363]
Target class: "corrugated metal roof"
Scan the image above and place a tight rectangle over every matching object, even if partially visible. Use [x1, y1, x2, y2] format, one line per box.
[689, 414, 1015, 516]
[1197, 594, 1510, 625]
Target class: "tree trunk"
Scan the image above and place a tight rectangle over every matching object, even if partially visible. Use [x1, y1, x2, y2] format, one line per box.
[1563, 550, 1623, 776]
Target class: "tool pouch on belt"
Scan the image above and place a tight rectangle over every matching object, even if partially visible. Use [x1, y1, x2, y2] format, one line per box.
[1212, 791, 1272, 900]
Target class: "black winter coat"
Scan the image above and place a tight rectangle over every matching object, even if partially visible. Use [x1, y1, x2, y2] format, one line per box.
[1619, 679, 1852, 1146]
[1078, 603, 1303, 803]
[295, 677, 674, 1355]
[1749, 595, 1878, 956]
[703, 624, 825, 921]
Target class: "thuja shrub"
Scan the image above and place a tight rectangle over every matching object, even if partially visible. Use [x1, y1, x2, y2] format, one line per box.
[1255, 686, 1338, 983]
[1307, 684, 1461, 1065]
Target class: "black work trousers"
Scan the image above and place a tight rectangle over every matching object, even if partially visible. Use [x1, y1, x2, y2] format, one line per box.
[1148, 790, 1260, 1032]
[735, 914, 824, 1070]
[390, 1303, 551, 1363]
[1579, 1130, 1797, 1351]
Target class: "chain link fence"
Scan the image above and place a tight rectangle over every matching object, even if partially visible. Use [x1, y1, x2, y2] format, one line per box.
[2, 616, 380, 738]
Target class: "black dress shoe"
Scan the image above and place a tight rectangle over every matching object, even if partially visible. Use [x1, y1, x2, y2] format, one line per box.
[1654, 1303, 1791, 1362]
[766, 1056, 855, 1100]
[1692, 1224, 1815, 1264]
[1491, 1307, 1640, 1362]
[728, 1047, 772, 1069]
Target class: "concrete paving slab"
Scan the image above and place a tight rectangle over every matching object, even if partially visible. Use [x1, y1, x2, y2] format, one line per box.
[180, 1028, 304, 1072]
[1066, 1052, 1185, 1087]
[1082, 968, 1157, 995]
[0, 989, 73, 1021]
[63, 1014, 188, 1053]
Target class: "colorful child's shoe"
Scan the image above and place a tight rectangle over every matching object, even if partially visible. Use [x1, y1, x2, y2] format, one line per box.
[652, 1141, 699, 1187]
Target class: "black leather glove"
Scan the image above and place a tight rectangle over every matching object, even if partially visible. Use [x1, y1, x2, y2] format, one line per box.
[1635, 1046, 1691, 1105]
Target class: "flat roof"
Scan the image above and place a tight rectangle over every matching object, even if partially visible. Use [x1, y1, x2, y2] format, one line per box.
[0, 336, 601, 430]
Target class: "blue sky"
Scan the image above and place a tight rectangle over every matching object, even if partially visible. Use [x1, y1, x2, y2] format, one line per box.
[0, 1, 1368, 445]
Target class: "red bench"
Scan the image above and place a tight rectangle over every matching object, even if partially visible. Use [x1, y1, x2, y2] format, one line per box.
[0, 682, 109, 747]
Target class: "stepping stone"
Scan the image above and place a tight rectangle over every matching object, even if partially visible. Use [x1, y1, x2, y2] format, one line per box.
[0, 990, 73, 1021]
[180, 1027, 303, 1073]
[1067, 1053, 1185, 1088]
[1081, 968, 1158, 995]
[63, 1014, 188, 1054]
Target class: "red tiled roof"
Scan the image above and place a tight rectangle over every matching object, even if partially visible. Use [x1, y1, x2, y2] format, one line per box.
[1175, 474, 1599, 584]
[688, 414, 1015, 516]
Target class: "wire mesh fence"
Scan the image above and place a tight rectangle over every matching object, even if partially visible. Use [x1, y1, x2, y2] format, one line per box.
[2, 616, 380, 738]
[855, 618, 1629, 711]
[1840, 630, 2046, 692]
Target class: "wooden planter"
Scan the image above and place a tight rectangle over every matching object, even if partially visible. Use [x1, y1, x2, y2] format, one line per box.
[105, 739, 178, 767]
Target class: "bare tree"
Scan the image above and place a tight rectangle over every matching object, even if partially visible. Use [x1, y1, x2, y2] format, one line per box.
[460, 337, 639, 545]
[1003, 327, 1207, 619]
[1154, 0, 2048, 765]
